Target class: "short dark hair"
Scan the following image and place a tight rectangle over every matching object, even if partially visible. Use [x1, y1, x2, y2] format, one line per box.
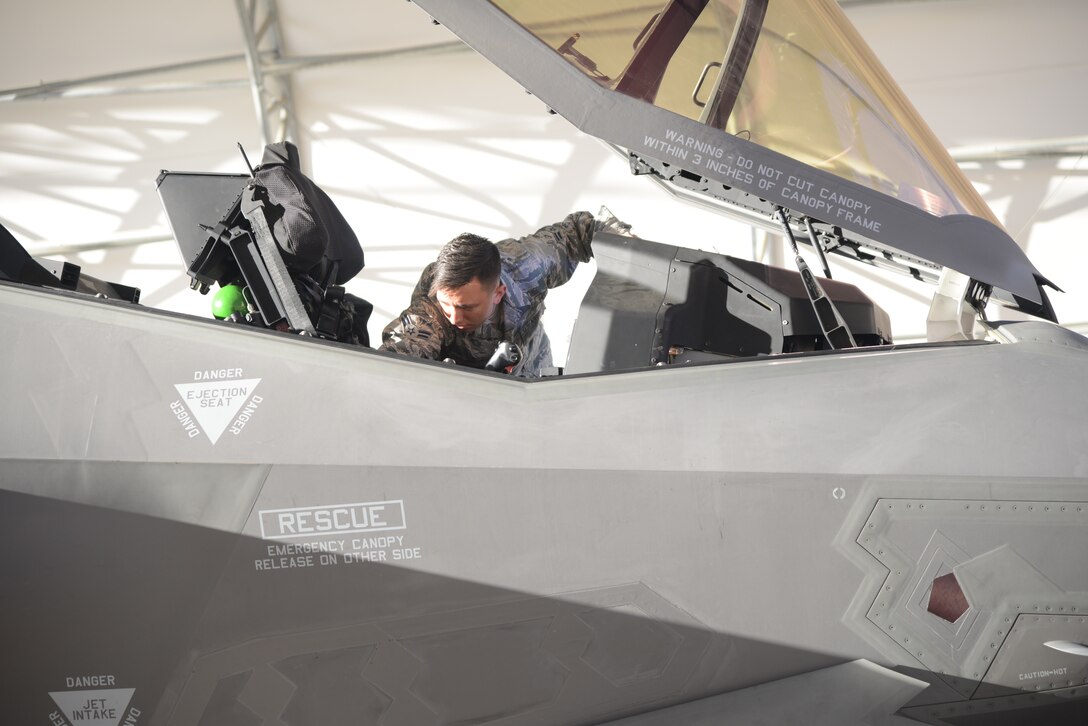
[430, 233, 501, 294]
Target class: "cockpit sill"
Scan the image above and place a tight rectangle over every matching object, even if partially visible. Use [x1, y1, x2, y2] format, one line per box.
[11, 276, 1086, 387]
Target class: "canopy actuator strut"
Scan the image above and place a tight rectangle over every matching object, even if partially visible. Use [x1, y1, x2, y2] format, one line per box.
[773, 207, 856, 350]
[803, 216, 834, 279]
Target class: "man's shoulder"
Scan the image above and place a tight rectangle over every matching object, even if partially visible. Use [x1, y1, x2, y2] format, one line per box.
[416, 260, 437, 289]
[496, 240, 551, 288]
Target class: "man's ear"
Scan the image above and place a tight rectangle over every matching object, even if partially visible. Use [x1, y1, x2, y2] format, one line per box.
[493, 282, 507, 304]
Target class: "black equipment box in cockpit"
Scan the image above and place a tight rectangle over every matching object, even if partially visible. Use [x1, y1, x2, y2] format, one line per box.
[566, 232, 892, 374]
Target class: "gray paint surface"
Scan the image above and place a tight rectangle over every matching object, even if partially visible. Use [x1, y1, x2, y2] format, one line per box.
[2, 279, 1088, 724]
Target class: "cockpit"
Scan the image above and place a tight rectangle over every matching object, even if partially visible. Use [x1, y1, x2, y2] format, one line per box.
[0, 0, 1064, 379]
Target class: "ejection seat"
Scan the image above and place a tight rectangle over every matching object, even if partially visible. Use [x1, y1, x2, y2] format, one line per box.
[158, 141, 372, 346]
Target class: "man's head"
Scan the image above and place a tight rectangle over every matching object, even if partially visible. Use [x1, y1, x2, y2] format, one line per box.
[430, 233, 506, 332]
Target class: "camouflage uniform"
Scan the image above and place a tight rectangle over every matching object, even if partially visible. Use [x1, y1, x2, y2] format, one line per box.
[380, 211, 595, 377]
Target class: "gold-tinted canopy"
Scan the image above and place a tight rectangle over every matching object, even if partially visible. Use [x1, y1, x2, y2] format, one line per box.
[488, 0, 994, 223]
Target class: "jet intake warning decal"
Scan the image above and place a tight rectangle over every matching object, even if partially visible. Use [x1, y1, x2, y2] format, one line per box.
[170, 367, 262, 444]
[48, 675, 140, 726]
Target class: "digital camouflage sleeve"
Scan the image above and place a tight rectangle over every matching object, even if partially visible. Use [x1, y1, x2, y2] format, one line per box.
[380, 211, 595, 376]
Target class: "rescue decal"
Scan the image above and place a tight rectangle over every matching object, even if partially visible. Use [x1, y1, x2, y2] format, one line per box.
[47, 676, 140, 726]
[169, 367, 262, 444]
[254, 500, 423, 571]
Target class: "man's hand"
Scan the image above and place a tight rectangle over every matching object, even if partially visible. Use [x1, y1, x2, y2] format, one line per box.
[593, 205, 635, 237]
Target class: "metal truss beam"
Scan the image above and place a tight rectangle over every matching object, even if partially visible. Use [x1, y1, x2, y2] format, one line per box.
[234, 0, 299, 149]
[0, 42, 464, 104]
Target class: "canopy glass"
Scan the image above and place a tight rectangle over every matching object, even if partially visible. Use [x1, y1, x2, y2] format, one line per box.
[487, 0, 994, 223]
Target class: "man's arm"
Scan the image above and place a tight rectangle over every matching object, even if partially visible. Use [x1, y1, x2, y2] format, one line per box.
[379, 263, 449, 360]
[505, 211, 595, 290]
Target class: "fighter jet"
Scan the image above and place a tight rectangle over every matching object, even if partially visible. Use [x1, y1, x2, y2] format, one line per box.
[2, 0, 1087, 724]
